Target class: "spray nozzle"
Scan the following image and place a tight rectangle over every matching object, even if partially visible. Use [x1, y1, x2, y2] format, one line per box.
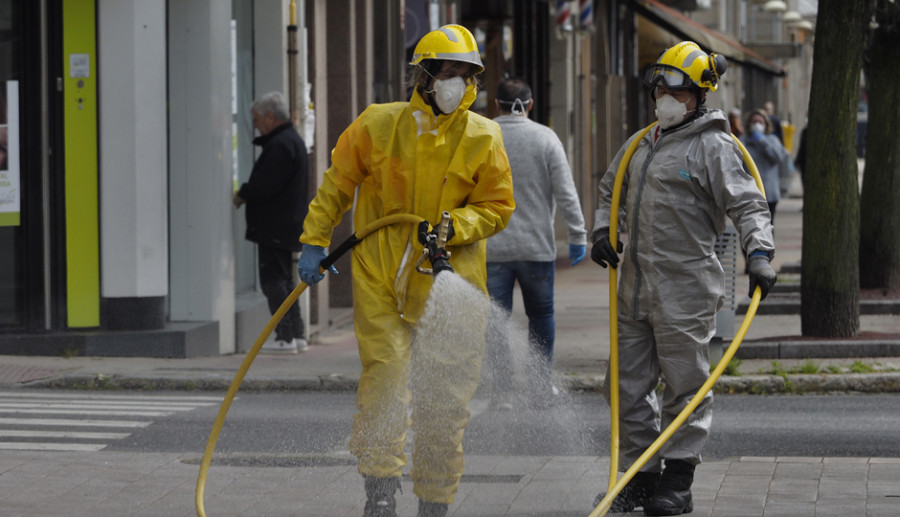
[415, 211, 455, 276]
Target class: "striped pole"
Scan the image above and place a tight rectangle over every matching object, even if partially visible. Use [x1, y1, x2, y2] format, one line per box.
[579, 0, 594, 31]
[556, 1, 573, 32]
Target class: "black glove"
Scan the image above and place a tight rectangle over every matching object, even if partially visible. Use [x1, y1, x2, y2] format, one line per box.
[591, 232, 623, 269]
[748, 253, 777, 300]
[417, 219, 455, 247]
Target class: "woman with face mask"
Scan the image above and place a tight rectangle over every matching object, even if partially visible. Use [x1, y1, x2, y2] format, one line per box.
[741, 109, 790, 219]
[589, 41, 776, 516]
[297, 24, 514, 517]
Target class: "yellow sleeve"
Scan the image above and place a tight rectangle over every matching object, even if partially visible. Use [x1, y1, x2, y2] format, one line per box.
[300, 114, 370, 247]
[449, 125, 515, 244]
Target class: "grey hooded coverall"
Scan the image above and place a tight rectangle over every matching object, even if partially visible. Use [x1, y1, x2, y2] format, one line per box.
[592, 109, 775, 472]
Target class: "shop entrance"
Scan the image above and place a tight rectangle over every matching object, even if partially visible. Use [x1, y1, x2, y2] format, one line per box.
[0, 0, 67, 335]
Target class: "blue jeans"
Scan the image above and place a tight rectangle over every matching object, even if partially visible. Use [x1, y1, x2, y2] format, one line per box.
[485, 261, 555, 390]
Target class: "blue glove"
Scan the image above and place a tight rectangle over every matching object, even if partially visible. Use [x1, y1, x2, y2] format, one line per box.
[298, 244, 337, 285]
[569, 243, 586, 266]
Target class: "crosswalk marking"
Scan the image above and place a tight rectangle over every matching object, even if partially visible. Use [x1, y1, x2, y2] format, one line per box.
[0, 408, 173, 417]
[0, 402, 206, 411]
[0, 390, 219, 452]
[0, 430, 130, 439]
[0, 442, 107, 452]
[0, 392, 222, 402]
[0, 417, 150, 427]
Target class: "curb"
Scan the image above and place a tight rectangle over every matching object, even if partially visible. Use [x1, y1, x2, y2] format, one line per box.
[25, 374, 359, 392]
[22, 371, 900, 395]
[713, 372, 900, 394]
[737, 339, 900, 359]
[563, 373, 900, 395]
[737, 298, 900, 315]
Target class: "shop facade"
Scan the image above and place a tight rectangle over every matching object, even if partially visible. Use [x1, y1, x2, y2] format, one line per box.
[0, 0, 809, 358]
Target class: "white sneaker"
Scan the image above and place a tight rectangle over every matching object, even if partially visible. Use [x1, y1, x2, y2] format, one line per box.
[261, 338, 298, 354]
[294, 338, 309, 352]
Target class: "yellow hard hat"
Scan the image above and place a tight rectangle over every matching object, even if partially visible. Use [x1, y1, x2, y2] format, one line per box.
[643, 41, 726, 92]
[410, 24, 484, 74]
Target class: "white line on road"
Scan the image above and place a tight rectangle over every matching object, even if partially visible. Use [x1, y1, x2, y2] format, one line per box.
[0, 442, 107, 451]
[0, 430, 130, 439]
[0, 398, 216, 407]
[0, 402, 204, 411]
[0, 417, 151, 428]
[0, 408, 171, 417]
[0, 391, 223, 402]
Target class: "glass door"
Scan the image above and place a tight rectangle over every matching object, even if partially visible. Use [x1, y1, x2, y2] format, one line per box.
[0, 1, 25, 328]
[232, 0, 256, 294]
[0, 0, 64, 334]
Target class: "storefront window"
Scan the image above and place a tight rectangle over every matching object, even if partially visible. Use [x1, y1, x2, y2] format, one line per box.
[232, 0, 256, 293]
[0, 0, 23, 327]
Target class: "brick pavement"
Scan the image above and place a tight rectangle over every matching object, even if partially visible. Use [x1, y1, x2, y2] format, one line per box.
[2, 450, 899, 516]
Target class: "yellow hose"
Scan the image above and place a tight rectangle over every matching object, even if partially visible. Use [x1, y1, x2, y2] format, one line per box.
[590, 131, 765, 517]
[196, 213, 424, 517]
[604, 122, 657, 495]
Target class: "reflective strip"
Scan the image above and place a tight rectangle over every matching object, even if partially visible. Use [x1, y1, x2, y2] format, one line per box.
[681, 49, 706, 68]
[438, 26, 459, 42]
[411, 50, 482, 66]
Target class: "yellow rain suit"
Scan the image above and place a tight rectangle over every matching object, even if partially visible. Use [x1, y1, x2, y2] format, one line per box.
[300, 83, 514, 504]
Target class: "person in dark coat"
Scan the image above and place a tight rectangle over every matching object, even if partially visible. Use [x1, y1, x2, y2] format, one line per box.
[234, 91, 309, 353]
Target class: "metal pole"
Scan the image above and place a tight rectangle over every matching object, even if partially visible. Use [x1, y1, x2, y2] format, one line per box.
[288, 0, 299, 126]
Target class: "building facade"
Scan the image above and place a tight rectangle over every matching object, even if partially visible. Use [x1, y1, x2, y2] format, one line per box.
[0, 0, 815, 357]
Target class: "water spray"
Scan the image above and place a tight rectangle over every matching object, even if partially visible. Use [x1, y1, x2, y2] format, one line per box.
[196, 213, 425, 517]
[589, 126, 767, 517]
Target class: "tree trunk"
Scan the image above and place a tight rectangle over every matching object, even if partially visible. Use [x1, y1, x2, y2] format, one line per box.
[801, 0, 871, 337]
[860, 0, 900, 289]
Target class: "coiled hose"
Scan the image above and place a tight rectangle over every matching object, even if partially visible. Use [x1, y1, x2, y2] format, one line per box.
[196, 213, 424, 517]
[590, 126, 766, 517]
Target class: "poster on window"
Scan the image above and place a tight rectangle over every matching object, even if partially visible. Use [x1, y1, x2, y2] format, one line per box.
[0, 80, 20, 226]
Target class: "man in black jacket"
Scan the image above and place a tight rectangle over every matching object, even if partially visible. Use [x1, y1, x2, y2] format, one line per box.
[234, 91, 309, 353]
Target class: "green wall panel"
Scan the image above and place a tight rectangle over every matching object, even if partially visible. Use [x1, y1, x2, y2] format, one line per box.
[63, 0, 99, 327]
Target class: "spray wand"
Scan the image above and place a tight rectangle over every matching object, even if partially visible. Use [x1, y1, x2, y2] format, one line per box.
[415, 211, 454, 276]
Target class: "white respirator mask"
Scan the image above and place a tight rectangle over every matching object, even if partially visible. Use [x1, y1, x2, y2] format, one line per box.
[431, 76, 467, 114]
[751, 122, 766, 135]
[655, 94, 689, 129]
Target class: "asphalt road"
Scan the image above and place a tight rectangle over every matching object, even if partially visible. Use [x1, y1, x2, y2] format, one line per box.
[87, 391, 900, 462]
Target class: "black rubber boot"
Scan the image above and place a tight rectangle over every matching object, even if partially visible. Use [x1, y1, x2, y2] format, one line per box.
[417, 499, 449, 517]
[643, 460, 695, 516]
[593, 471, 661, 513]
[363, 476, 401, 517]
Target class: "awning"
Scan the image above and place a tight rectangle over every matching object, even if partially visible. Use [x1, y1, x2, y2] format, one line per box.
[631, 0, 786, 77]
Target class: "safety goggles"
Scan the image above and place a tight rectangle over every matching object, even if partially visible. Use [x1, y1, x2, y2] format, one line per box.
[643, 64, 694, 90]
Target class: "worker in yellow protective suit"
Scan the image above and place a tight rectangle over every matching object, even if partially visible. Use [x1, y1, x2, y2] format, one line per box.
[297, 25, 514, 517]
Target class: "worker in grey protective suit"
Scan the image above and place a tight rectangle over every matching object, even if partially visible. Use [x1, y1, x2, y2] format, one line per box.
[590, 41, 777, 516]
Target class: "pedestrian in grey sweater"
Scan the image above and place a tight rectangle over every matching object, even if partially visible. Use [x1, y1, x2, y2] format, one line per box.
[485, 77, 587, 409]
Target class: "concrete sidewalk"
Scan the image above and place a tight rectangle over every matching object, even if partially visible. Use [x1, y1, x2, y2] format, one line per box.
[1, 449, 899, 517]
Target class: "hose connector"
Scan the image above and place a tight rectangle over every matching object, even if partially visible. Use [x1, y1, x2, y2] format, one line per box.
[415, 211, 454, 276]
